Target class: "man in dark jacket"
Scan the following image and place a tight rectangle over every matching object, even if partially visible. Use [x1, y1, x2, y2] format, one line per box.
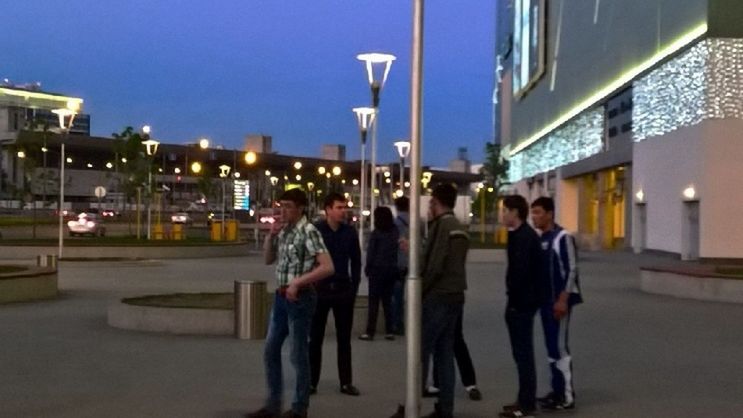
[309, 193, 361, 396]
[499, 195, 547, 418]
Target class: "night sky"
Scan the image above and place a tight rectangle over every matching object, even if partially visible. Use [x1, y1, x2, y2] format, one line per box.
[2, 1, 495, 167]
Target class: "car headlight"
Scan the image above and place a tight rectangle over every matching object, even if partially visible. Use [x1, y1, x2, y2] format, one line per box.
[67, 221, 75, 227]
[86, 221, 96, 228]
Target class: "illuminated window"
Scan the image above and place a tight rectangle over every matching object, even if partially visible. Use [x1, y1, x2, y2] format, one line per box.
[513, 0, 546, 96]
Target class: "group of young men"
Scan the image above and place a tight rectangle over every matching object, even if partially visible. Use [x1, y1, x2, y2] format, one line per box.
[246, 185, 581, 418]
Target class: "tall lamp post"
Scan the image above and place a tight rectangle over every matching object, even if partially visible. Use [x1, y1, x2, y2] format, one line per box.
[219, 164, 231, 239]
[353, 106, 376, 248]
[357, 52, 395, 231]
[142, 127, 159, 240]
[393, 140, 411, 197]
[52, 100, 79, 260]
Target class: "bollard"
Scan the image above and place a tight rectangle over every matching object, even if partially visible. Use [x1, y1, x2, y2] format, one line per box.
[37, 254, 58, 269]
[235, 280, 267, 339]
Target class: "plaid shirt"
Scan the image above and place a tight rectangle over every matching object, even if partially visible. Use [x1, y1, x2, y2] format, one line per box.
[274, 216, 328, 287]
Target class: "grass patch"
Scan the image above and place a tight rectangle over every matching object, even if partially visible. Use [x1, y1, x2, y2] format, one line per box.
[122, 293, 234, 310]
[714, 266, 743, 278]
[0, 265, 28, 275]
[0, 216, 58, 227]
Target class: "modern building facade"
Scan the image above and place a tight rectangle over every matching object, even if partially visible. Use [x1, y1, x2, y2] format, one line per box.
[496, 0, 743, 260]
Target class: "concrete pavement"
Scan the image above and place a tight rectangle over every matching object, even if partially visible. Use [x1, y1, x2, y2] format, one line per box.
[1, 251, 742, 417]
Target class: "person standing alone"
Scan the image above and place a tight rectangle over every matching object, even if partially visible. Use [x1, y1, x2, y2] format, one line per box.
[309, 193, 362, 396]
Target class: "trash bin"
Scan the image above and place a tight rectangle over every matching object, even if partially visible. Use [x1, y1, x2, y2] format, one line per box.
[172, 223, 186, 240]
[153, 224, 165, 240]
[37, 254, 58, 269]
[210, 221, 223, 241]
[235, 280, 268, 339]
[226, 219, 239, 241]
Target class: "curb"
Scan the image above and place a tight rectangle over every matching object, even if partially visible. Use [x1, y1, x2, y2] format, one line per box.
[640, 269, 743, 304]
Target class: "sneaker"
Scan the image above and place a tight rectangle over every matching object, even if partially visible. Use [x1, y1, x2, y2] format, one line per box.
[340, 384, 360, 396]
[385, 334, 396, 341]
[389, 404, 405, 418]
[245, 407, 279, 418]
[540, 397, 575, 411]
[422, 385, 440, 397]
[465, 386, 482, 401]
[359, 334, 373, 341]
[537, 392, 555, 406]
[499, 407, 535, 418]
[502, 402, 520, 412]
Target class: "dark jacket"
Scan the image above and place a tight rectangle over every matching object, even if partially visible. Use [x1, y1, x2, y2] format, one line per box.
[421, 212, 469, 302]
[314, 220, 361, 293]
[365, 227, 399, 280]
[506, 222, 548, 311]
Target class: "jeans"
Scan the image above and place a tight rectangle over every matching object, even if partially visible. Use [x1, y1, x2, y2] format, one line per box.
[309, 288, 356, 388]
[390, 270, 406, 334]
[264, 289, 317, 415]
[505, 305, 538, 410]
[422, 295, 463, 418]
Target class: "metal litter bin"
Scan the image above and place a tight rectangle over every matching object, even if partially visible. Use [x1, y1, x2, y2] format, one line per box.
[235, 280, 268, 339]
[37, 254, 58, 269]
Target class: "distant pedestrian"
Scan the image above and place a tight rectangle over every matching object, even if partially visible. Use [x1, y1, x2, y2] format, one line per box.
[309, 193, 362, 396]
[391, 196, 410, 335]
[359, 206, 399, 341]
[530, 196, 582, 411]
[390, 183, 470, 418]
[499, 194, 548, 418]
[248, 188, 334, 418]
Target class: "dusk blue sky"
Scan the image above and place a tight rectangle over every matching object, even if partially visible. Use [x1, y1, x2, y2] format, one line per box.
[2, 1, 495, 167]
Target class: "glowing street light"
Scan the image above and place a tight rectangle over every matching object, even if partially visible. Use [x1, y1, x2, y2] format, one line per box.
[191, 161, 202, 174]
[244, 151, 257, 165]
[219, 164, 231, 239]
[198, 138, 210, 149]
[394, 140, 411, 196]
[142, 132, 160, 240]
[52, 100, 79, 260]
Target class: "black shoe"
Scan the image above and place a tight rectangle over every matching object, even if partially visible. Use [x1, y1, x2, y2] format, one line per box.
[340, 384, 360, 396]
[245, 407, 279, 418]
[499, 406, 535, 418]
[359, 333, 373, 341]
[385, 334, 395, 341]
[309, 385, 317, 395]
[541, 397, 575, 411]
[466, 386, 482, 401]
[389, 404, 405, 418]
[502, 402, 520, 412]
[422, 386, 440, 397]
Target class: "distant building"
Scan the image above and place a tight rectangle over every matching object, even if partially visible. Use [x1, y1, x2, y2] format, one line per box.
[244, 134, 272, 153]
[321, 144, 345, 161]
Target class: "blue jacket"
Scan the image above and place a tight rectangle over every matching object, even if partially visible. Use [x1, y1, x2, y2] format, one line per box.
[314, 220, 361, 291]
[539, 225, 583, 306]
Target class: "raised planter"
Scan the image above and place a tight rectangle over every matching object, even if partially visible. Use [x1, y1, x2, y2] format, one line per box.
[0, 266, 58, 304]
[640, 268, 743, 304]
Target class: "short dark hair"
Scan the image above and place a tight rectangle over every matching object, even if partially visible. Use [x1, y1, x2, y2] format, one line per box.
[503, 195, 529, 221]
[394, 196, 409, 212]
[374, 206, 395, 231]
[279, 188, 308, 208]
[323, 192, 346, 209]
[431, 183, 457, 209]
[531, 196, 555, 213]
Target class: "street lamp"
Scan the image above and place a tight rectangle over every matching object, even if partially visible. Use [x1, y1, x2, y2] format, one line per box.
[142, 134, 160, 240]
[394, 140, 411, 197]
[353, 106, 376, 248]
[358, 52, 395, 232]
[219, 164, 231, 240]
[52, 100, 79, 260]
[269, 176, 279, 204]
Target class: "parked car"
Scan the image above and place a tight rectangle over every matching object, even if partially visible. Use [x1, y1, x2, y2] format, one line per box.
[67, 212, 106, 237]
[170, 212, 193, 225]
[101, 209, 120, 218]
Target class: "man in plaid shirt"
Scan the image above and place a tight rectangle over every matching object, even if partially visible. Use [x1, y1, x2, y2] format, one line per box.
[248, 188, 334, 418]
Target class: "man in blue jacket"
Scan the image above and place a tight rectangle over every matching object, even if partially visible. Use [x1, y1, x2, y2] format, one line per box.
[530, 197, 582, 411]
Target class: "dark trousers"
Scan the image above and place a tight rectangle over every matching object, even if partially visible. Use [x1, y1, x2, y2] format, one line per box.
[309, 289, 356, 388]
[540, 305, 575, 404]
[366, 277, 395, 335]
[432, 310, 477, 388]
[422, 296, 463, 418]
[390, 269, 407, 334]
[505, 305, 538, 410]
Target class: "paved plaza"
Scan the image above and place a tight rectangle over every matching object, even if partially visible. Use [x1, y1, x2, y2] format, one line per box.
[1, 250, 742, 417]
